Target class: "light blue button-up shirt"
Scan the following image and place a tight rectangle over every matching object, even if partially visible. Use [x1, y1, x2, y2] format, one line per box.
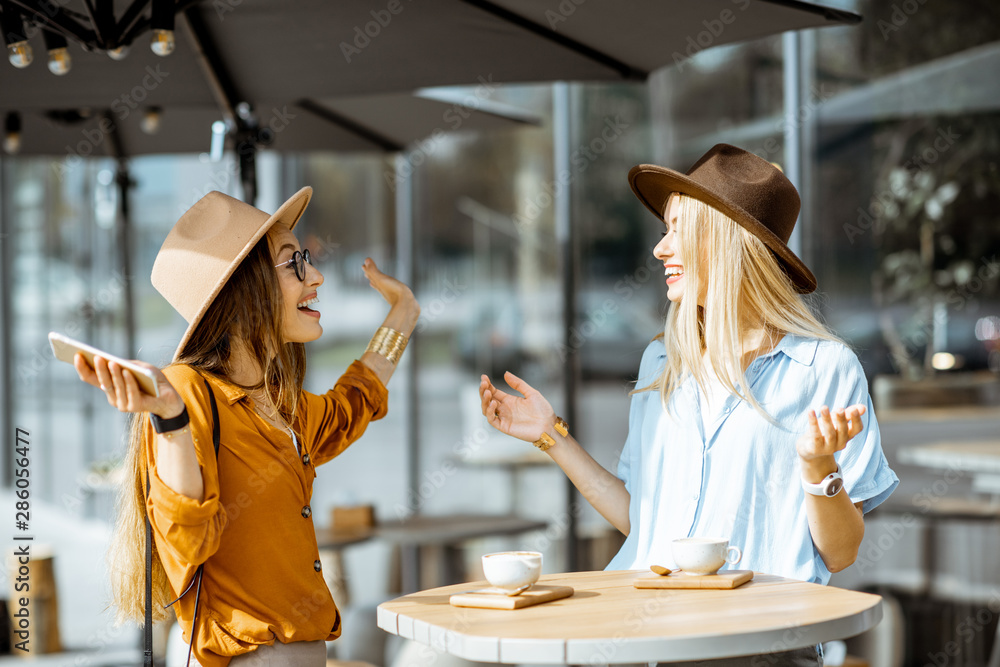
[606, 334, 899, 584]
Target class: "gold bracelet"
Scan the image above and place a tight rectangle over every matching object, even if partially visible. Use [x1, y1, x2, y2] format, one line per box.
[532, 417, 569, 452]
[160, 426, 190, 440]
[366, 326, 409, 364]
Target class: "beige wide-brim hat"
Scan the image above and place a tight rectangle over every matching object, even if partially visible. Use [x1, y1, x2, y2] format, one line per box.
[151, 187, 312, 362]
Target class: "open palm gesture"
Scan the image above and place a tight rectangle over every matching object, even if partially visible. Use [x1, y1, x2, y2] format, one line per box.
[479, 372, 555, 443]
[796, 404, 867, 462]
[361, 257, 415, 308]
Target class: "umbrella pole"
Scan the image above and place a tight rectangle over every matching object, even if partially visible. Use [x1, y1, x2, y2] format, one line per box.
[0, 155, 13, 486]
[395, 152, 421, 592]
[115, 160, 137, 358]
[102, 113, 137, 358]
[782, 30, 816, 260]
[238, 140, 257, 206]
[554, 82, 580, 571]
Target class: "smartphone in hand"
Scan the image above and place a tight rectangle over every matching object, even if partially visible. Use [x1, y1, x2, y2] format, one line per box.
[48, 332, 160, 397]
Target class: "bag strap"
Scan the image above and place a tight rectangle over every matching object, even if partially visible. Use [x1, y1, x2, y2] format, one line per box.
[144, 475, 153, 667]
[145, 377, 220, 667]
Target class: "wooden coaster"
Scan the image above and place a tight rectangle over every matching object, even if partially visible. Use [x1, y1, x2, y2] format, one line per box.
[450, 584, 574, 609]
[633, 570, 754, 590]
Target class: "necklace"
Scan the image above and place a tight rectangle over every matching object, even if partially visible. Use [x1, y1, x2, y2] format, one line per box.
[249, 389, 283, 424]
[247, 389, 299, 453]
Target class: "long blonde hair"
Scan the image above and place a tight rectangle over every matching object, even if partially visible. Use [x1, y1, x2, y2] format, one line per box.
[637, 193, 842, 425]
[107, 233, 306, 625]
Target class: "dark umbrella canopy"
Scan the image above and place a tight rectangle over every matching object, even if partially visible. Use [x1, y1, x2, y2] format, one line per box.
[1, 0, 860, 114]
[0, 0, 859, 183]
[0, 93, 538, 157]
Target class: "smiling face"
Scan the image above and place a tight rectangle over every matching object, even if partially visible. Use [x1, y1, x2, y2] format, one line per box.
[652, 195, 698, 305]
[268, 223, 325, 344]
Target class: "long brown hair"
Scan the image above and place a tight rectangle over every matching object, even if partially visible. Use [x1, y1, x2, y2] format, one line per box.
[108, 232, 306, 624]
[636, 193, 841, 425]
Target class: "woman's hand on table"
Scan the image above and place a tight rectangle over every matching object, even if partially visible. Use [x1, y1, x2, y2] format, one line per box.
[479, 372, 556, 444]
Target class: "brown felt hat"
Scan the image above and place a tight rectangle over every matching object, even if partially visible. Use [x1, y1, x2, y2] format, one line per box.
[151, 187, 312, 362]
[628, 144, 816, 294]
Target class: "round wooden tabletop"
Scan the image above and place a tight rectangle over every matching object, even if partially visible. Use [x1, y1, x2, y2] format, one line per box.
[376, 570, 883, 663]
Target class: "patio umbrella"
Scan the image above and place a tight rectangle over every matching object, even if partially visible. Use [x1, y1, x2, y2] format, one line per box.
[1, 1, 861, 103]
[0, 0, 860, 197]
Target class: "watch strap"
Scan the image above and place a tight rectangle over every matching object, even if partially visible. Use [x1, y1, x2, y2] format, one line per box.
[150, 405, 190, 434]
[801, 465, 844, 497]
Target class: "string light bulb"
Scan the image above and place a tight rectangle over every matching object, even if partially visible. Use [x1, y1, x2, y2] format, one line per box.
[150, 29, 174, 56]
[107, 45, 129, 60]
[0, 8, 33, 68]
[6, 41, 31, 67]
[43, 29, 71, 75]
[3, 112, 21, 155]
[149, 0, 175, 56]
[140, 107, 162, 134]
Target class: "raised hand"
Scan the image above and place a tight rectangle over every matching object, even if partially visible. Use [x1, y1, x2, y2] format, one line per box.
[361, 257, 416, 309]
[73, 353, 185, 419]
[479, 371, 556, 443]
[796, 404, 867, 464]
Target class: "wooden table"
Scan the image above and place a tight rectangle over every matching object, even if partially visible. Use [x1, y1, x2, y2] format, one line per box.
[376, 570, 883, 663]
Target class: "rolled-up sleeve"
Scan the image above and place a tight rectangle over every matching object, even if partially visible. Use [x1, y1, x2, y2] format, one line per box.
[145, 365, 228, 567]
[300, 360, 388, 466]
[827, 350, 899, 514]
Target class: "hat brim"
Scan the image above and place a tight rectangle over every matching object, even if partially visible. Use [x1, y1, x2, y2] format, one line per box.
[628, 165, 816, 294]
[171, 186, 313, 361]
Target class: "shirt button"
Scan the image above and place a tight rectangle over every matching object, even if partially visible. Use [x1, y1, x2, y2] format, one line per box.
[313, 560, 322, 572]
[692, 494, 700, 502]
[302, 453, 311, 465]
[301, 505, 312, 519]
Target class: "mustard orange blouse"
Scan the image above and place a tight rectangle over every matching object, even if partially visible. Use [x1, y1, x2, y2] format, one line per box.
[142, 361, 387, 667]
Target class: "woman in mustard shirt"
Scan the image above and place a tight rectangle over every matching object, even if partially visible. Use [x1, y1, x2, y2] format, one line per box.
[72, 188, 419, 667]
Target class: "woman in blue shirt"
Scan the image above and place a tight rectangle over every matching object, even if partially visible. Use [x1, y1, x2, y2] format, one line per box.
[479, 144, 898, 665]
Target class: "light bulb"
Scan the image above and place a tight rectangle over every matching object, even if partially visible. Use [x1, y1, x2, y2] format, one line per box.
[47, 47, 71, 75]
[107, 45, 129, 60]
[3, 132, 20, 155]
[140, 108, 161, 134]
[7, 41, 32, 68]
[150, 29, 174, 56]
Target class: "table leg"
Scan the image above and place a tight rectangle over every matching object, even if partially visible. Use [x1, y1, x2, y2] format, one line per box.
[987, 619, 1000, 667]
[442, 544, 465, 586]
[401, 543, 420, 594]
[322, 549, 351, 609]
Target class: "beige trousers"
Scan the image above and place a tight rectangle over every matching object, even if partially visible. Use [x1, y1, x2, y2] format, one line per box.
[228, 640, 327, 667]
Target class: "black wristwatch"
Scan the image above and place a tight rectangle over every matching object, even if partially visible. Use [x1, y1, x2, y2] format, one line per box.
[150, 405, 190, 434]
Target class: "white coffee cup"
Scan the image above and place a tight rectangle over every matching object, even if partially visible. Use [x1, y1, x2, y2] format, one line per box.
[671, 537, 742, 575]
[481, 551, 542, 591]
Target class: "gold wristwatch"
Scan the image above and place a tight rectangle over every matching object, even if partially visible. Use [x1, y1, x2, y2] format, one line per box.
[533, 417, 569, 452]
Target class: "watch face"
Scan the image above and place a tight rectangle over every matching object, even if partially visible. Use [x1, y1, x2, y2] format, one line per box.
[826, 478, 844, 497]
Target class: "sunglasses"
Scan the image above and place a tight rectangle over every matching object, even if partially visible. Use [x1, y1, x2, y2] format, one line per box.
[274, 249, 312, 281]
